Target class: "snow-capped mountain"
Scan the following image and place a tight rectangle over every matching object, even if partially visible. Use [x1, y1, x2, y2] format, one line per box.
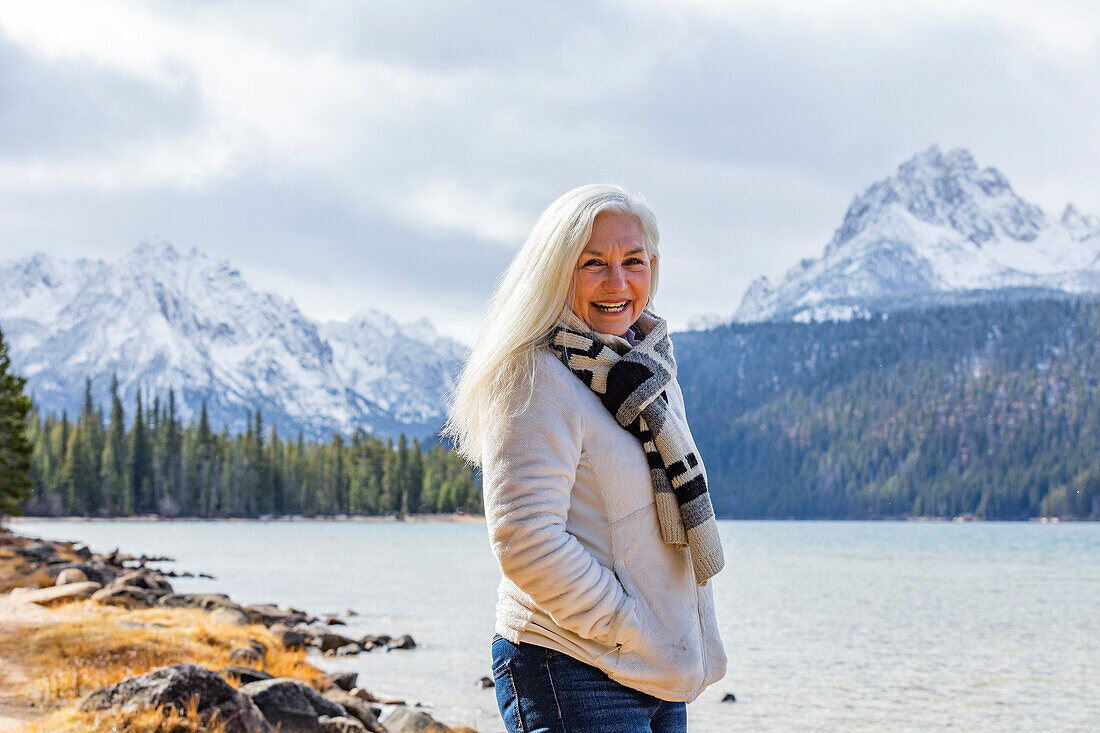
[0, 242, 465, 439]
[733, 146, 1100, 323]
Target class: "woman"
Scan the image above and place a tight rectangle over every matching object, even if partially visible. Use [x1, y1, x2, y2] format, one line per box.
[446, 184, 726, 732]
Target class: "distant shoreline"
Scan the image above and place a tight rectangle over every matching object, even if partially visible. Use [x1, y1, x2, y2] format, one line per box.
[8, 513, 487, 523]
[8, 514, 1090, 524]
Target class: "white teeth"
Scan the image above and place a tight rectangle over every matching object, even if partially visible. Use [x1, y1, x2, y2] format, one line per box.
[594, 301, 628, 312]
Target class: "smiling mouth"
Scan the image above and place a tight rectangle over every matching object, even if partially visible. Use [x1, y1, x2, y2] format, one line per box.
[593, 300, 629, 313]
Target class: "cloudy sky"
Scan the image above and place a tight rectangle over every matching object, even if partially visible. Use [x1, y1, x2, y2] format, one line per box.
[1, 0, 1098, 341]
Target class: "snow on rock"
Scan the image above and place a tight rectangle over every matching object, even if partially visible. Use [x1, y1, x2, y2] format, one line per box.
[733, 146, 1100, 323]
[0, 243, 466, 440]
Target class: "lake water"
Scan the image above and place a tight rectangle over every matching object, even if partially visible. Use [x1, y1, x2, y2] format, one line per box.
[12, 519, 1099, 732]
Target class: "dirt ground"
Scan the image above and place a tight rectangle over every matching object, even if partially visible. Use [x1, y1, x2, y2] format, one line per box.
[0, 595, 56, 731]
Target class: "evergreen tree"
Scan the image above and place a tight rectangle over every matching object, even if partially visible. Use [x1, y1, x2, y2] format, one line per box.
[100, 375, 128, 514]
[0, 327, 33, 518]
[128, 390, 152, 514]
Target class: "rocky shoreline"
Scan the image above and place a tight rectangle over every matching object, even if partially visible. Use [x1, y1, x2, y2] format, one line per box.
[0, 525, 478, 732]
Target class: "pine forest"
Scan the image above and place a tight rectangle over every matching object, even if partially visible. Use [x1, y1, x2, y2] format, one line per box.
[675, 296, 1100, 520]
[19, 377, 481, 519]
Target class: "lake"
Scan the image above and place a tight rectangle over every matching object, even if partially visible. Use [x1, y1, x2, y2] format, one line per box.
[12, 519, 1099, 732]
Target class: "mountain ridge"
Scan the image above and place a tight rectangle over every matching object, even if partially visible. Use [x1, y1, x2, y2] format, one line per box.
[0, 243, 465, 440]
[732, 146, 1100, 324]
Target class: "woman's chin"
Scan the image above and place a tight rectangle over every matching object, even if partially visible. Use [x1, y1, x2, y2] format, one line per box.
[584, 311, 632, 335]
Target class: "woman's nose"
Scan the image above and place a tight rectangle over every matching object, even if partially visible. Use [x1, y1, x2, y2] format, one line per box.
[604, 264, 627, 289]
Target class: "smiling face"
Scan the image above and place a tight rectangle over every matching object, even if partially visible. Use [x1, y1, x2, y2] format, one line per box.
[570, 211, 654, 336]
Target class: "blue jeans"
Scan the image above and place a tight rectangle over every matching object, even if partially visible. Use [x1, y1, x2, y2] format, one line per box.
[491, 634, 688, 732]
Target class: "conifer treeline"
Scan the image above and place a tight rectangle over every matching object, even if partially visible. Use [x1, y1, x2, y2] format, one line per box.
[675, 297, 1100, 520]
[22, 377, 481, 518]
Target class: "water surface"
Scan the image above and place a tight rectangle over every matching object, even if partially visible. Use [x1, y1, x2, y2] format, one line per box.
[14, 519, 1098, 732]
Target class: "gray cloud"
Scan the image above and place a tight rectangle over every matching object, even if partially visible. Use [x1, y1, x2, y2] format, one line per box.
[0, 34, 200, 161]
[0, 1, 1098, 340]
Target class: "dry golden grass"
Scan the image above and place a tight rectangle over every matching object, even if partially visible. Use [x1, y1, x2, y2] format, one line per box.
[2, 599, 325, 732]
[0, 552, 53, 593]
[19, 696, 235, 732]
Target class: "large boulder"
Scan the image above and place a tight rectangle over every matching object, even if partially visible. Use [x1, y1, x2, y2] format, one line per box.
[20, 581, 102, 606]
[239, 678, 345, 733]
[80, 663, 268, 733]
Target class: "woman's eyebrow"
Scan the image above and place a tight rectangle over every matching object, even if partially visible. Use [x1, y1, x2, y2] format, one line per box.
[581, 247, 647, 257]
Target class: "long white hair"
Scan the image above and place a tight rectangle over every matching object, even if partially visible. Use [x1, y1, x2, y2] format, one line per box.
[444, 183, 660, 465]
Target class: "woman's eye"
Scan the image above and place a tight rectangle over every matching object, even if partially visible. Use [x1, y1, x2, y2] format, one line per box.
[625, 258, 646, 267]
[582, 259, 604, 268]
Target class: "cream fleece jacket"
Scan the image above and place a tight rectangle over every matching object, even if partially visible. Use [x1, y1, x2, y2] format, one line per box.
[483, 348, 727, 702]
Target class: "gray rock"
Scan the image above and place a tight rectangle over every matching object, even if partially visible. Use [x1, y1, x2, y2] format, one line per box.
[382, 707, 454, 732]
[270, 624, 308, 650]
[80, 663, 269, 733]
[91, 585, 158, 609]
[319, 632, 357, 653]
[228, 645, 264, 666]
[322, 689, 384, 732]
[211, 605, 252, 627]
[220, 666, 274, 686]
[112, 569, 174, 595]
[17, 541, 58, 562]
[156, 592, 233, 609]
[245, 603, 308, 627]
[47, 561, 116, 585]
[323, 672, 358, 692]
[319, 715, 366, 732]
[158, 592, 203, 608]
[476, 676, 494, 689]
[335, 644, 361, 656]
[54, 568, 88, 585]
[386, 634, 417, 651]
[349, 687, 377, 703]
[239, 678, 345, 733]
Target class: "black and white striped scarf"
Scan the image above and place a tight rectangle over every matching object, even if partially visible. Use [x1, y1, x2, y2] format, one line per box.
[549, 310, 724, 586]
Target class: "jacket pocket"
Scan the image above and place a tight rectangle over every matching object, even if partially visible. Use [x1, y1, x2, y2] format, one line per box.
[610, 563, 651, 655]
[608, 501, 706, 696]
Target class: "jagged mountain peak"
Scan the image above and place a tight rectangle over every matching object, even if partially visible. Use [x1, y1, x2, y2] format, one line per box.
[0, 246, 463, 440]
[1062, 204, 1100, 241]
[734, 146, 1100, 324]
[129, 239, 182, 260]
[828, 146, 1042, 257]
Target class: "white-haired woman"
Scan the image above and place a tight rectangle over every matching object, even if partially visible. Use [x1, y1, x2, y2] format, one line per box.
[446, 184, 726, 732]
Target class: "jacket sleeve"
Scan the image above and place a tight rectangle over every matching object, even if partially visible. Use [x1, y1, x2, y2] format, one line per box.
[482, 361, 641, 650]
